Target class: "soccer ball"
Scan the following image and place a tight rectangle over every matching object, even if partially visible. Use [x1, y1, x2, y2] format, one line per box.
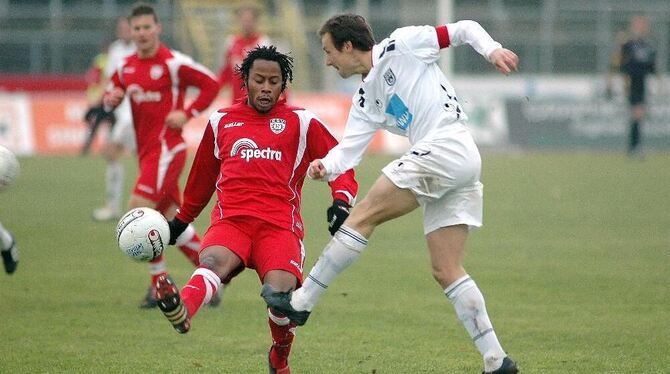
[116, 207, 170, 262]
[0, 145, 19, 191]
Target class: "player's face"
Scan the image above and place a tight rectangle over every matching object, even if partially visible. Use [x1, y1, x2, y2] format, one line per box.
[321, 33, 355, 78]
[130, 15, 161, 57]
[246, 59, 283, 114]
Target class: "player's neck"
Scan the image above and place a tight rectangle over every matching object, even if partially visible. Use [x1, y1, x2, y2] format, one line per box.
[138, 43, 160, 58]
[357, 50, 373, 77]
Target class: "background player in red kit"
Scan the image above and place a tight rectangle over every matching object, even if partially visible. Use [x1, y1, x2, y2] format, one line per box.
[217, 4, 271, 103]
[103, 3, 220, 308]
[155, 45, 358, 373]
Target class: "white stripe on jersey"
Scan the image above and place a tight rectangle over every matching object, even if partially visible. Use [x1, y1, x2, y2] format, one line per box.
[156, 141, 187, 190]
[286, 109, 315, 232]
[165, 49, 218, 110]
[208, 111, 227, 159]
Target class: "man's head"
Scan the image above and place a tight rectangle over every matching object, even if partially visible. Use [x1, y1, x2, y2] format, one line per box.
[236, 45, 293, 113]
[629, 15, 650, 39]
[129, 3, 161, 57]
[237, 5, 260, 37]
[318, 14, 375, 78]
[115, 16, 131, 43]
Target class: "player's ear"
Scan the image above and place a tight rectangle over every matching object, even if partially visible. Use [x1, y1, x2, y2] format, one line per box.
[156, 22, 163, 35]
[343, 40, 353, 52]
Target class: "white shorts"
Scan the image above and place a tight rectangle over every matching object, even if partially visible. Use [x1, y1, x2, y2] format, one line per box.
[381, 123, 483, 234]
[108, 98, 135, 150]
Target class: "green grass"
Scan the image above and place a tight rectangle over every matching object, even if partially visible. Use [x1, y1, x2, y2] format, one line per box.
[1, 151, 668, 373]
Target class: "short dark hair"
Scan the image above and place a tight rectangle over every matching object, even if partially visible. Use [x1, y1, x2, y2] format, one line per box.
[236, 45, 294, 92]
[129, 2, 158, 23]
[319, 14, 375, 52]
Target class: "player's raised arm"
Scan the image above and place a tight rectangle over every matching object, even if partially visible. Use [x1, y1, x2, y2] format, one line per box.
[445, 20, 518, 74]
[178, 59, 220, 119]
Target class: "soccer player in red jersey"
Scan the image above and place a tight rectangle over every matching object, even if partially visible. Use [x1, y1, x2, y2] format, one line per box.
[103, 3, 220, 308]
[217, 4, 272, 103]
[155, 45, 358, 373]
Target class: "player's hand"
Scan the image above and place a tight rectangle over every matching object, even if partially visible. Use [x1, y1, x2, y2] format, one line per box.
[308, 159, 327, 180]
[326, 199, 350, 235]
[165, 110, 188, 129]
[489, 48, 518, 75]
[103, 87, 125, 109]
[168, 218, 188, 245]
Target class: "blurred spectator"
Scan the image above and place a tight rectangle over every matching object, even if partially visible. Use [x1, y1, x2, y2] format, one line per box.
[612, 15, 657, 159]
[217, 4, 272, 103]
[88, 16, 137, 222]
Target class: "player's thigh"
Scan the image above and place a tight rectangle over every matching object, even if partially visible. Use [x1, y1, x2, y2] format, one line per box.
[252, 223, 303, 289]
[133, 149, 186, 203]
[108, 119, 135, 152]
[348, 174, 419, 234]
[632, 104, 646, 120]
[200, 217, 252, 281]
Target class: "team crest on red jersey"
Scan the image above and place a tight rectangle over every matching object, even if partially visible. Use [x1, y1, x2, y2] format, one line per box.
[150, 65, 164, 80]
[269, 118, 286, 134]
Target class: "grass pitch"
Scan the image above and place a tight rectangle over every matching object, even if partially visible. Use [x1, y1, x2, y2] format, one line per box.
[0, 151, 668, 373]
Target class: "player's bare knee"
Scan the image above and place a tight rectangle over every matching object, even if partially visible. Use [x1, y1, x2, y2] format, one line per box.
[431, 264, 465, 288]
[431, 267, 450, 287]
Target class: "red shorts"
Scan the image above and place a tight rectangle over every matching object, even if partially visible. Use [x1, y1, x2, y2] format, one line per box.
[201, 216, 305, 285]
[133, 145, 186, 209]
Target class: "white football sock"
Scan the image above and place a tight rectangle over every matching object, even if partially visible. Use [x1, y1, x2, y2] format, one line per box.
[148, 259, 167, 275]
[445, 275, 506, 372]
[175, 224, 196, 247]
[0, 222, 12, 250]
[291, 225, 368, 312]
[105, 161, 124, 212]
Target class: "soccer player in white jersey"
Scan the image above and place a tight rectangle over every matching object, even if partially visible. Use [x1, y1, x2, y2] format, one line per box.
[92, 16, 137, 221]
[261, 14, 519, 374]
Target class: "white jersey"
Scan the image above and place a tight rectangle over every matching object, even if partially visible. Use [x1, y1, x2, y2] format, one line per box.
[105, 39, 136, 78]
[105, 39, 136, 147]
[321, 21, 502, 180]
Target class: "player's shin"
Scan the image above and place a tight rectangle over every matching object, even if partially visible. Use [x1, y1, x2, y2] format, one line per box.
[181, 267, 222, 317]
[174, 224, 201, 266]
[148, 256, 168, 286]
[268, 308, 297, 370]
[445, 275, 507, 372]
[291, 225, 368, 312]
[106, 161, 124, 213]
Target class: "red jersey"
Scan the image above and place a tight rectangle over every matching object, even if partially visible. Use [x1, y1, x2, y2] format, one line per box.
[218, 33, 271, 103]
[109, 44, 219, 160]
[176, 98, 358, 239]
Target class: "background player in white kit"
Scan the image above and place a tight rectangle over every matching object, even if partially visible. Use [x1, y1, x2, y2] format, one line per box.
[262, 14, 520, 374]
[92, 16, 137, 221]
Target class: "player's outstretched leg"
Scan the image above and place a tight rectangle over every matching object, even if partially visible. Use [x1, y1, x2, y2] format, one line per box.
[155, 274, 190, 334]
[483, 356, 518, 374]
[261, 284, 311, 326]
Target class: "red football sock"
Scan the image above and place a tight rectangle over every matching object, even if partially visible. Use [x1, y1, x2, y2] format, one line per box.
[148, 255, 167, 287]
[181, 267, 221, 318]
[268, 308, 296, 369]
